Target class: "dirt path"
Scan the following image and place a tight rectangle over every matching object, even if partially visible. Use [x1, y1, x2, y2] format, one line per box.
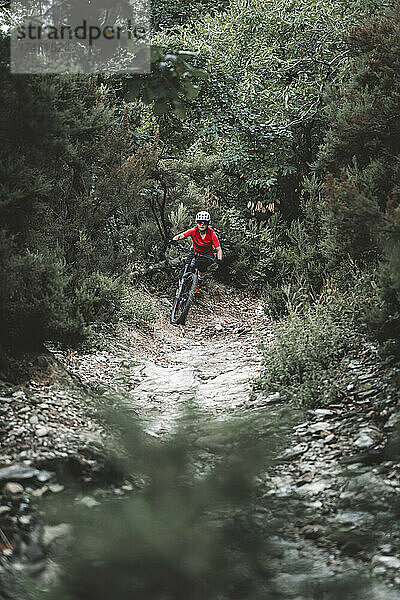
[62, 290, 274, 437]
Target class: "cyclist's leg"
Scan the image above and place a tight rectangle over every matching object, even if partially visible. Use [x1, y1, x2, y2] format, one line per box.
[196, 254, 214, 275]
[195, 254, 214, 291]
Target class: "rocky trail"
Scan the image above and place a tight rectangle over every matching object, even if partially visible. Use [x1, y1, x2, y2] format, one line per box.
[1, 289, 400, 598]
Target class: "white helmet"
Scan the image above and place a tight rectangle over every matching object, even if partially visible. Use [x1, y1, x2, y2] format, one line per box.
[196, 210, 211, 222]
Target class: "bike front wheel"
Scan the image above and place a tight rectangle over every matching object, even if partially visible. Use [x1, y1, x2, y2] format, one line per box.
[170, 272, 198, 325]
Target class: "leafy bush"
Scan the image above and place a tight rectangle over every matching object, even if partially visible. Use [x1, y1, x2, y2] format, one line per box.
[0, 58, 170, 352]
[364, 237, 400, 358]
[169, 202, 192, 233]
[118, 288, 160, 327]
[222, 204, 329, 314]
[260, 212, 327, 316]
[75, 273, 124, 324]
[311, 3, 400, 352]
[0, 236, 72, 350]
[0, 240, 130, 350]
[259, 273, 371, 407]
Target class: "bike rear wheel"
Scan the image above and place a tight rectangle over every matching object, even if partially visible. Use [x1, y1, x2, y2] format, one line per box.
[170, 272, 198, 325]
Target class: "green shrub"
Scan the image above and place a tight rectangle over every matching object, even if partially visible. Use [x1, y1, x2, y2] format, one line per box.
[74, 272, 124, 324]
[364, 237, 400, 358]
[259, 274, 370, 407]
[0, 236, 72, 349]
[0, 236, 125, 349]
[253, 208, 328, 317]
[118, 288, 160, 327]
[310, 4, 400, 353]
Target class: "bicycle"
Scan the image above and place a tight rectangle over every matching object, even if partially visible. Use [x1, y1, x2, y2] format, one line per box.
[169, 242, 218, 326]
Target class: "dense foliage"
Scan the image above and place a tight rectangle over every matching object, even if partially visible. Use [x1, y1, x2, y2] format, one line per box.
[0, 40, 208, 355]
[0, 63, 156, 352]
[315, 3, 400, 355]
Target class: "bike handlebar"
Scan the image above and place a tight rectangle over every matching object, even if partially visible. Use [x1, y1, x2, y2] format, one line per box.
[169, 240, 221, 263]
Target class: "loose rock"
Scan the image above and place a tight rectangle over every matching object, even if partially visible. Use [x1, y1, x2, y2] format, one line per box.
[372, 556, 400, 570]
[36, 427, 49, 437]
[3, 482, 24, 496]
[0, 464, 40, 481]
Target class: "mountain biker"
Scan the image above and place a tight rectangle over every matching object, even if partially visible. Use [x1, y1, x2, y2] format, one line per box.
[171, 211, 223, 293]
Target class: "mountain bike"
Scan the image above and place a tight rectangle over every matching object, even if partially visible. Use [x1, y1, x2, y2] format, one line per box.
[169, 243, 218, 326]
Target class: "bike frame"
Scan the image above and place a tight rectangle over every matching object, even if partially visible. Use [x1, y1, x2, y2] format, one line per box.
[177, 252, 198, 292]
[170, 245, 217, 325]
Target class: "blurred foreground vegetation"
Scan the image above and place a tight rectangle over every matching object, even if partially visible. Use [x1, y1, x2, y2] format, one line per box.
[33, 407, 372, 600]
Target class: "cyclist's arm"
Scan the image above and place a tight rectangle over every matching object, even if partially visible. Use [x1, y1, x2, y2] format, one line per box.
[211, 231, 223, 260]
[173, 228, 195, 242]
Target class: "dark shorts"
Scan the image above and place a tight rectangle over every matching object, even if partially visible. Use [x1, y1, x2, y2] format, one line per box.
[180, 252, 214, 276]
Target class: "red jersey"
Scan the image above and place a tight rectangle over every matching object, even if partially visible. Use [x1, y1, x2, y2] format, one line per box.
[183, 226, 221, 254]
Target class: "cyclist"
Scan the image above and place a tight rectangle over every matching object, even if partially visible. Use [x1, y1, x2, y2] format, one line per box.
[172, 211, 223, 293]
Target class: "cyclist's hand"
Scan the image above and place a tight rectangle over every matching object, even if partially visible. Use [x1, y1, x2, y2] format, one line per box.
[169, 238, 179, 246]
